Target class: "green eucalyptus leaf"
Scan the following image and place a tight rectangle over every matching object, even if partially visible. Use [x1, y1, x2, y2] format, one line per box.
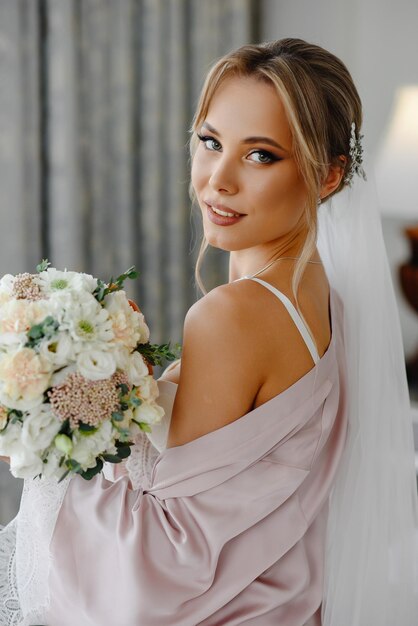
[81, 458, 104, 480]
[36, 259, 51, 272]
[101, 454, 123, 463]
[78, 423, 98, 433]
[114, 445, 131, 459]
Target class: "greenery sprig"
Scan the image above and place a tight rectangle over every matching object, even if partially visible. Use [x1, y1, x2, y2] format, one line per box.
[36, 259, 51, 273]
[93, 266, 139, 302]
[136, 341, 182, 367]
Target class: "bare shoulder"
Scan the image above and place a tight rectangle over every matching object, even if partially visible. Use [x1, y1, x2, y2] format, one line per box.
[165, 281, 269, 448]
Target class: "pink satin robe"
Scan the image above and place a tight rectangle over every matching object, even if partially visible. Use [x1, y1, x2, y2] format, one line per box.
[43, 287, 348, 625]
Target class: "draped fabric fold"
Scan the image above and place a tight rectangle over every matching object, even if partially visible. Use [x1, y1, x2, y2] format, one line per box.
[0, 287, 348, 625]
[37, 287, 348, 626]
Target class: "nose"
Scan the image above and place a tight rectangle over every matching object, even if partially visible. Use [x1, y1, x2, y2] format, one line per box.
[208, 153, 239, 194]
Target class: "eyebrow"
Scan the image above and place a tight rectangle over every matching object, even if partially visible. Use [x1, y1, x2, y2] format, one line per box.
[201, 121, 288, 152]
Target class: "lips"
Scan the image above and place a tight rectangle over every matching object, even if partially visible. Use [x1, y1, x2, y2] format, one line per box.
[204, 200, 245, 217]
[205, 203, 245, 226]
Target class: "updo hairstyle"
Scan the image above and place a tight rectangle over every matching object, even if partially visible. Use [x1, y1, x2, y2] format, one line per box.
[189, 38, 362, 321]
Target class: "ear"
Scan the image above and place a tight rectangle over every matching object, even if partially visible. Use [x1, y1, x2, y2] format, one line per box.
[319, 157, 346, 200]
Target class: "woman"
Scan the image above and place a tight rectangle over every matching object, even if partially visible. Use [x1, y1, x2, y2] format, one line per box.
[1, 38, 417, 625]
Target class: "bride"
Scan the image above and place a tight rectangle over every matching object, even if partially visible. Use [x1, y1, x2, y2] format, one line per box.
[1, 37, 417, 625]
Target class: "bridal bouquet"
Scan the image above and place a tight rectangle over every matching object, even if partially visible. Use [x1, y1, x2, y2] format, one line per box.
[0, 261, 180, 482]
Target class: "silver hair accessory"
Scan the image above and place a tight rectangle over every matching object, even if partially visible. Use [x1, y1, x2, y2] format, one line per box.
[344, 122, 367, 186]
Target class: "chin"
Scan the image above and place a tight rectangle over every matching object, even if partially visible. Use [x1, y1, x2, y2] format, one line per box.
[203, 229, 247, 252]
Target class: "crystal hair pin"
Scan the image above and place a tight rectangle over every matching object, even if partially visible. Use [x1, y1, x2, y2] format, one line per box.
[344, 122, 367, 186]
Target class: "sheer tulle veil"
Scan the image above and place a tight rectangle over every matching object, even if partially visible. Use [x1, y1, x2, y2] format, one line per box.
[317, 155, 418, 625]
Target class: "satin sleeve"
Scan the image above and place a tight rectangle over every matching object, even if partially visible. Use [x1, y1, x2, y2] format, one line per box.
[41, 371, 346, 626]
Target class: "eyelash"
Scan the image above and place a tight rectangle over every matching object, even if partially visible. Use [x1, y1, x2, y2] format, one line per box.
[196, 133, 279, 165]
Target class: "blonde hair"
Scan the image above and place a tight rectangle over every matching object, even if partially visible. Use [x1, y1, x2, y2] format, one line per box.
[188, 38, 362, 344]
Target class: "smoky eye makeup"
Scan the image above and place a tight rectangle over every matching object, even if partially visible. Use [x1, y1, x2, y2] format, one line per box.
[196, 133, 281, 164]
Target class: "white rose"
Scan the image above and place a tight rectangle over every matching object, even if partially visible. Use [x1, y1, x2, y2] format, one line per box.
[10, 448, 44, 479]
[113, 408, 140, 439]
[137, 376, 159, 402]
[133, 401, 165, 425]
[0, 389, 44, 412]
[21, 405, 62, 451]
[0, 274, 14, 294]
[126, 351, 148, 386]
[77, 349, 116, 380]
[71, 437, 100, 470]
[72, 421, 114, 470]
[0, 422, 22, 456]
[113, 345, 130, 370]
[39, 331, 74, 367]
[41, 448, 64, 479]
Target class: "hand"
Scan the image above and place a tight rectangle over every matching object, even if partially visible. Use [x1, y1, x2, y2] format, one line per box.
[128, 299, 154, 376]
[0, 455, 10, 465]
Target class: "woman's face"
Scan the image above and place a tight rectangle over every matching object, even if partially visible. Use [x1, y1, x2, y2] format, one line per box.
[191, 75, 309, 253]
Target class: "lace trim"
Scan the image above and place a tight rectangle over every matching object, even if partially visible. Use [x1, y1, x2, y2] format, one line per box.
[16, 475, 71, 623]
[124, 431, 160, 490]
[0, 518, 21, 626]
[0, 475, 71, 626]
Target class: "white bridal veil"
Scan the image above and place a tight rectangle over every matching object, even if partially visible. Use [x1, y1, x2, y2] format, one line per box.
[317, 156, 418, 625]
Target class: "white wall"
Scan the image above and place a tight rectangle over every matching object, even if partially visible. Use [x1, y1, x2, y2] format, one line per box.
[261, 0, 418, 359]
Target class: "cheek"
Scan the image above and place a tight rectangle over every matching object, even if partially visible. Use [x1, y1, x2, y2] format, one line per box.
[190, 152, 207, 192]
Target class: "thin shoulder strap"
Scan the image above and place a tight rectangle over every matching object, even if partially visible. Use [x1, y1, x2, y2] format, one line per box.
[239, 276, 320, 363]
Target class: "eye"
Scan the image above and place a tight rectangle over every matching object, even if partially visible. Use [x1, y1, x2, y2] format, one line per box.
[248, 150, 278, 164]
[196, 134, 221, 151]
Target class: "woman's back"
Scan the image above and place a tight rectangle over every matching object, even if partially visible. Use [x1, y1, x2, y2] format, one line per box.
[40, 281, 347, 626]
[164, 257, 331, 446]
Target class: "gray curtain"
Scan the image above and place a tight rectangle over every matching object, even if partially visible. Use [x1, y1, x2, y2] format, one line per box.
[0, 0, 260, 525]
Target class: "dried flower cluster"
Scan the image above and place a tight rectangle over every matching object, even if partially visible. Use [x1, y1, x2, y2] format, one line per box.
[48, 372, 121, 429]
[12, 273, 43, 301]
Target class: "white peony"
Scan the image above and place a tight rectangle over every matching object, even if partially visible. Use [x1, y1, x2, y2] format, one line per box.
[133, 401, 165, 425]
[21, 404, 62, 452]
[77, 349, 117, 380]
[125, 351, 149, 386]
[10, 448, 44, 479]
[39, 331, 74, 367]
